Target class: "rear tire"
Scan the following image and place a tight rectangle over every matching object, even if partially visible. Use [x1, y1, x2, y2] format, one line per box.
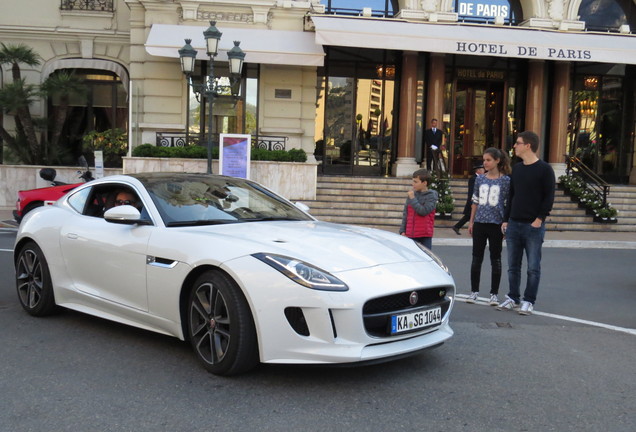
[15, 241, 59, 316]
[187, 270, 259, 376]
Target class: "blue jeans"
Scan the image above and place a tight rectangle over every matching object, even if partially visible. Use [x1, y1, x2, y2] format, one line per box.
[413, 236, 433, 250]
[506, 219, 545, 304]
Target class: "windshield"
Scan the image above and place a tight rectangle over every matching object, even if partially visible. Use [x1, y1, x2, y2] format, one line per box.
[135, 174, 312, 227]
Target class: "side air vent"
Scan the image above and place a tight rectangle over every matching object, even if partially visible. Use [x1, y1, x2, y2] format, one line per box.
[284, 307, 310, 336]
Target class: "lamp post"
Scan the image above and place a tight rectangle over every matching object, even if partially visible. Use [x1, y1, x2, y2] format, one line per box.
[179, 21, 245, 174]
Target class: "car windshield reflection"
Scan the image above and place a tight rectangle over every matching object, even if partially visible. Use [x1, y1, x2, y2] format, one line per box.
[134, 173, 312, 227]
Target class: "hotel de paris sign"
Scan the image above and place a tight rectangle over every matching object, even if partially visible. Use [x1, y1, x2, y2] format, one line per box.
[455, 41, 591, 61]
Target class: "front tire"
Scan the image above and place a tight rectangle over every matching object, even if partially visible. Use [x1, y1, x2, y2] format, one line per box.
[187, 270, 258, 376]
[16, 241, 59, 316]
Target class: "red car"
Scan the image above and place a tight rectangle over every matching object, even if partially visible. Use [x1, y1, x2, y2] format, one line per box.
[13, 166, 93, 223]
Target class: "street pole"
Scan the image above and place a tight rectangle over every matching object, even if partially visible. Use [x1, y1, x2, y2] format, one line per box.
[178, 22, 245, 175]
[206, 57, 215, 174]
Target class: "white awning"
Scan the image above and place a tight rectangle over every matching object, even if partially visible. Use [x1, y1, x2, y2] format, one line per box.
[145, 24, 324, 67]
[311, 16, 636, 65]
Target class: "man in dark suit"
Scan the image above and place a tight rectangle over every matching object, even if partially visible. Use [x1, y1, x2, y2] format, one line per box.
[424, 118, 444, 171]
[452, 163, 485, 235]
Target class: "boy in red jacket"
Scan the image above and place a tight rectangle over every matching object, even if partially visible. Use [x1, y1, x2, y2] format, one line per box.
[400, 169, 439, 250]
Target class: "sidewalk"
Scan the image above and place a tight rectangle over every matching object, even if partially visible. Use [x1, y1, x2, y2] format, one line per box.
[1, 208, 18, 229]
[3, 207, 636, 248]
[433, 227, 636, 249]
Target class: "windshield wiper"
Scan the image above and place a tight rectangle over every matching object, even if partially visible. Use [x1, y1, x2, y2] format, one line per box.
[166, 219, 238, 227]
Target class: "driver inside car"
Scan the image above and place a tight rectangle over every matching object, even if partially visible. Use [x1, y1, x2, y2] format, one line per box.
[105, 189, 142, 212]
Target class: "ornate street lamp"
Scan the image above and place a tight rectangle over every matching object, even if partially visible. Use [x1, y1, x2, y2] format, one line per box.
[179, 21, 245, 174]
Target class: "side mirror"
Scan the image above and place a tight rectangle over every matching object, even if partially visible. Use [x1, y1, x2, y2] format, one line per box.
[104, 205, 146, 225]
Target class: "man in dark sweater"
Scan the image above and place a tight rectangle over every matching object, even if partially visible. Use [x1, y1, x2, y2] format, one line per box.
[497, 131, 555, 315]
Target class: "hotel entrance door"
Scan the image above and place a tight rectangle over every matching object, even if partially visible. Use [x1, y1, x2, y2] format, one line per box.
[452, 81, 504, 176]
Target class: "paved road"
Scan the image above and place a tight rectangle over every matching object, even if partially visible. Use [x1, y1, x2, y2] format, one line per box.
[1, 228, 635, 431]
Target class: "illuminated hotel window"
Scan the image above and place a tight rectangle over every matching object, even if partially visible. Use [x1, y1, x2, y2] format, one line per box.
[578, 0, 635, 32]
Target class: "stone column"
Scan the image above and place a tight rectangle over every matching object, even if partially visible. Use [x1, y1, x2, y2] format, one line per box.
[393, 51, 420, 177]
[524, 60, 545, 137]
[426, 54, 445, 125]
[549, 62, 570, 179]
[425, 54, 445, 172]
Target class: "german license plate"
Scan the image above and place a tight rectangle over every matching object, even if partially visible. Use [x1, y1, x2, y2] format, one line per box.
[390, 307, 442, 334]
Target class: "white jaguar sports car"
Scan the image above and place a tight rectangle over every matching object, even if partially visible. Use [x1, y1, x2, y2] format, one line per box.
[15, 173, 455, 375]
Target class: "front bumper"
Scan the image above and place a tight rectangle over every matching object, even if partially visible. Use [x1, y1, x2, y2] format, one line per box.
[223, 257, 456, 365]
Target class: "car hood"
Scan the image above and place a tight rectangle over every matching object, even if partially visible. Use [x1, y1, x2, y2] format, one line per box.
[179, 220, 433, 272]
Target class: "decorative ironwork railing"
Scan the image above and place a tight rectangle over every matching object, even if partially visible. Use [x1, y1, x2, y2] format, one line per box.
[253, 135, 287, 151]
[60, 0, 114, 12]
[156, 133, 190, 148]
[565, 155, 610, 207]
[155, 133, 287, 151]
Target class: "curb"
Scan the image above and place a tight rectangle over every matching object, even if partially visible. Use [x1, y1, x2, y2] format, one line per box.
[0, 220, 18, 229]
[433, 237, 636, 249]
[3, 219, 636, 249]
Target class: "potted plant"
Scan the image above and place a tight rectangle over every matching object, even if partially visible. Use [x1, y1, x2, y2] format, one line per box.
[569, 185, 583, 202]
[595, 206, 618, 223]
[436, 201, 454, 218]
[586, 199, 603, 215]
[429, 172, 454, 218]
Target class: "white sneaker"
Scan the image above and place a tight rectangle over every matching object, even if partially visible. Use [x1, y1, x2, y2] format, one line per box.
[466, 292, 479, 304]
[488, 294, 499, 306]
[496, 296, 519, 311]
[519, 301, 534, 315]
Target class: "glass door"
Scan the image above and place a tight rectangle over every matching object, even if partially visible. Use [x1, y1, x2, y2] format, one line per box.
[452, 81, 504, 176]
[315, 46, 398, 176]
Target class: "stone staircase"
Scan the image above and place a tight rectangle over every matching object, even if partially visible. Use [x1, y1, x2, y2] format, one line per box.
[303, 176, 636, 232]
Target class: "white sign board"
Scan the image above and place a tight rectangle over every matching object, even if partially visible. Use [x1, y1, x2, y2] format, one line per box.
[219, 134, 251, 179]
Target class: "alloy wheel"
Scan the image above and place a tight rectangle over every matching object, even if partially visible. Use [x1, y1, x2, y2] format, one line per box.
[189, 281, 231, 365]
[16, 249, 44, 309]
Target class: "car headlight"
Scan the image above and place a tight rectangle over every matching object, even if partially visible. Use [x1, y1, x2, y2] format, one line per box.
[252, 253, 348, 291]
[414, 241, 451, 275]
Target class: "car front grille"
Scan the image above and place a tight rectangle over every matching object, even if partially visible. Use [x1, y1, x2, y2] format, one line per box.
[362, 287, 452, 337]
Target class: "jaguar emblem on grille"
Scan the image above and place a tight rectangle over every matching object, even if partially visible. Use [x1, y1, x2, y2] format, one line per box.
[409, 291, 418, 305]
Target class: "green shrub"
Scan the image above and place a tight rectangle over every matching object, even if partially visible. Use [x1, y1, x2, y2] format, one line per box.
[131, 144, 306, 162]
[83, 128, 128, 167]
[597, 206, 618, 219]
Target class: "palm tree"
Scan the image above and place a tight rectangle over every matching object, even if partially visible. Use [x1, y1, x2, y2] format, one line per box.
[0, 43, 42, 163]
[0, 43, 86, 164]
[0, 43, 40, 81]
[41, 70, 86, 162]
[0, 79, 40, 162]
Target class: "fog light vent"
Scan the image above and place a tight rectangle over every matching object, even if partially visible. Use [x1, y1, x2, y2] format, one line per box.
[284, 307, 310, 336]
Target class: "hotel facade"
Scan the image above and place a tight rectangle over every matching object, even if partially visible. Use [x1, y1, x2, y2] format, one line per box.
[1, 0, 635, 183]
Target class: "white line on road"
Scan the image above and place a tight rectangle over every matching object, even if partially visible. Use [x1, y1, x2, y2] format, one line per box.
[0, 249, 13, 253]
[456, 294, 636, 336]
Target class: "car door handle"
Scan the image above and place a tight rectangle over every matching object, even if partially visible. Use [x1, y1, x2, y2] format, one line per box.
[66, 233, 79, 240]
